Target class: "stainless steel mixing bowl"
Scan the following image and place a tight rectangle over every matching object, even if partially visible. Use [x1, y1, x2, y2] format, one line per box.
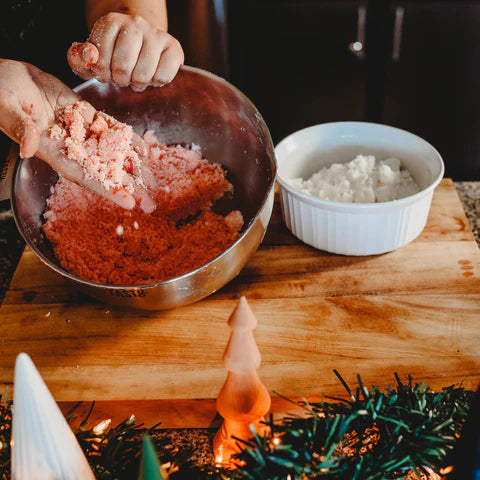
[11, 66, 276, 310]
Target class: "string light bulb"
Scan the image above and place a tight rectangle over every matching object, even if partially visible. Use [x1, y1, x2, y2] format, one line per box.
[215, 444, 223, 467]
[93, 418, 111, 436]
[424, 466, 443, 479]
[440, 465, 454, 475]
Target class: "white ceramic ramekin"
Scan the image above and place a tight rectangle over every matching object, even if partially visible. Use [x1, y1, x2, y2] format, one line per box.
[275, 122, 445, 255]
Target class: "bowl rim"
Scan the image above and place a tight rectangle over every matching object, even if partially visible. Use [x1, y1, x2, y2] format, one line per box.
[274, 121, 445, 212]
[11, 65, 276, 291]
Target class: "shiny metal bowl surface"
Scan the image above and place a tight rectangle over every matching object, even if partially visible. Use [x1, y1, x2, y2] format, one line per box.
[11, 66, 276, 310]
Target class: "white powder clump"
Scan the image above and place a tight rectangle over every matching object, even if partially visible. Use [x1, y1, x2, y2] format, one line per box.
[287, 155, 420, 203]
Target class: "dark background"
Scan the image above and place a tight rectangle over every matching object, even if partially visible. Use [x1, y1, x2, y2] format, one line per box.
[0, 0, 479, 180]
[169, 0, 480, 181]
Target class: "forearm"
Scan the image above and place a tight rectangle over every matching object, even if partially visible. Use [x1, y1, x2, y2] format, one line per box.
[85, 0, 168, 31]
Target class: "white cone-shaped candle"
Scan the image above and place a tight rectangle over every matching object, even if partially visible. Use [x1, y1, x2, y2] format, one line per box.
[11, 353, 95, 480]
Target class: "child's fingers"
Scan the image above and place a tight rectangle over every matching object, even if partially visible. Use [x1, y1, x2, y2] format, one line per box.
[130, 132, 158, 190]
[121, 172, 156, 213]
[139, 162, 158, 190]
[38, 135, 155, 212]
[37, 135, 137, 210]
[134, 187, 156, 213]
[0, 88, 41, 158]
[89, 21, 122, 83]
[67, 42, 99, 80]
[77, 100, 97, 125]
[130, 36, 165, 92]
[103, 188, 137, 211]
[152, 42, 184, 86]
[19, 122, 40, 159]
[110, 27, 143, 87]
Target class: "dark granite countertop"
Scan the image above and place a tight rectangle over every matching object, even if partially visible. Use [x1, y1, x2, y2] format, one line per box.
[1, 182, 480, 306]
[0, 199, 24, 305]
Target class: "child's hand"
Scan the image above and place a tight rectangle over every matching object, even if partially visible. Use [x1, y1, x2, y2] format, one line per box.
[0, 59, 79, 159]
[68, 13, 184, 92]
[0, 59, 156, 212]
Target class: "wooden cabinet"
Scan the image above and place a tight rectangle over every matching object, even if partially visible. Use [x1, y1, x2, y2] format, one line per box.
[383, 1, 480, 180]
[227, 0, 367, 144]
[225, 0, 480, 179]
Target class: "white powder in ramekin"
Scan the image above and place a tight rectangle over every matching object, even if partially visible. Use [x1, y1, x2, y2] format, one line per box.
[287, 155, 420, 203]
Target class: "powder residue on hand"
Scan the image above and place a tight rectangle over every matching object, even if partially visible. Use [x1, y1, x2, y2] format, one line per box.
[42, 130, 243, 286]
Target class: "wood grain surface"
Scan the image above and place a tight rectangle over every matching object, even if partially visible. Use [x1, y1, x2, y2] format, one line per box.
[1, 179, 479, 428]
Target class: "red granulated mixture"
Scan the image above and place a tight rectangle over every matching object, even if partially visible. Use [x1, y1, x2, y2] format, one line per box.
[42, 132, 243, 286]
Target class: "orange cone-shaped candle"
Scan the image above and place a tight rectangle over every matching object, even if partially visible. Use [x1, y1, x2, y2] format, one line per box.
[213, 296, 271, 465]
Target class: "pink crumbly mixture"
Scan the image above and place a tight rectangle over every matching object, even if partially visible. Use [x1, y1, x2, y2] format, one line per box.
[49, 101, 143, 193]
[43, 104, 243, 286]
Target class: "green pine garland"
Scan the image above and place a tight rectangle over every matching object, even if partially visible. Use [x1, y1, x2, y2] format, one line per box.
[0, 373, 475, 480]
[229, 372, 473, 480]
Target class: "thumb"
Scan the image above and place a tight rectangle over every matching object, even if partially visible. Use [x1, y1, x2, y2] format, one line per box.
[0, 88, 40, 158]
[67, 42, 99, 80]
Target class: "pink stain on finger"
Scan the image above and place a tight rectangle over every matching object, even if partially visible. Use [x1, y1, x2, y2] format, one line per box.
[136, 190, 156, 213]
[67, 42, 99, 75]
[110, 188, 136, 210]
[80, 42, 99, 67]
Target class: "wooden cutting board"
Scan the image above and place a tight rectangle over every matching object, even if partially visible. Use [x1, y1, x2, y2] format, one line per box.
[1, 178, 479, 427]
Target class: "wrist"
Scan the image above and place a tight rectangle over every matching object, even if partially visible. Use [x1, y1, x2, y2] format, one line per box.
[86, 1, 168, 31]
